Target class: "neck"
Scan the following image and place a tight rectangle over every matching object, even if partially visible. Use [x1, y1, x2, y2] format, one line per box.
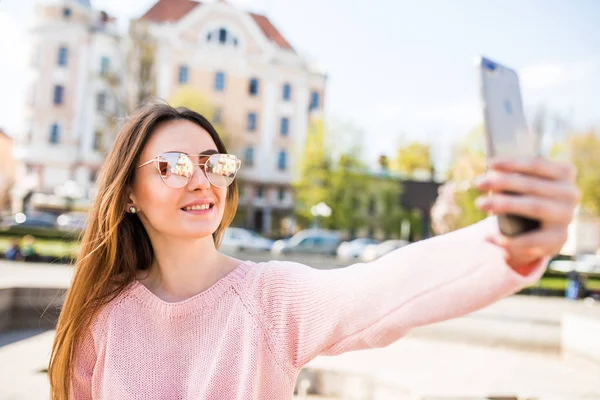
[138, 234, 238, 302]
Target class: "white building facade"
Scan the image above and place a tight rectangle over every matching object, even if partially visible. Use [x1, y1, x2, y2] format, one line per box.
[141, 0, 326, 234]
[13, 0, 326, 236]
[13, 0, 122, 212]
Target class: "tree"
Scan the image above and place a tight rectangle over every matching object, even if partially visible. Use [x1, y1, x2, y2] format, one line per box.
[101, 20, 157, 117]
[431, 126, 487, 234]
[94, 20, 157, 154]
[377, 182, 404, 239]
[327, 153, 369, 235]
[552, 130, 600, 216]
[292, 118, 333, 228]
[378, 155, 390, 171]
[392, 141, 435, 179]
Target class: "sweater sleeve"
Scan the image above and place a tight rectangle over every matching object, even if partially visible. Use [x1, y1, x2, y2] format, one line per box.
[248, 217, 547, 369]
[69, 325, 96, 400]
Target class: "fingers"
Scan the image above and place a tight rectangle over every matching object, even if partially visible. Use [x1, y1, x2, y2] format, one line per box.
[475, 193, 574, 224]
[475, 171, 581, 204]
[489, 157, 577, 182]
[487, 226, 568, 262]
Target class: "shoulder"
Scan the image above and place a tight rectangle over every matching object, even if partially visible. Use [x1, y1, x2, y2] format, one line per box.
[86, 282, 138, 341]
[237, 259, 318, 288]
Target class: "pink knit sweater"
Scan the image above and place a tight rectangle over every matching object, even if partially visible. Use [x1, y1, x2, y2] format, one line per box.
[70, 218, 546, 399]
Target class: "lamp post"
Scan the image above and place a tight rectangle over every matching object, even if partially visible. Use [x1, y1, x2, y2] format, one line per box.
[310, 202, 331, 229]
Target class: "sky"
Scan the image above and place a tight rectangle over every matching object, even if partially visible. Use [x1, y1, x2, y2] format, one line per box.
[1, 0, 599, 173]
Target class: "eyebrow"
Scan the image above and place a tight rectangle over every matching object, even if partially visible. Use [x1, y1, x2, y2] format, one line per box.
[165, 149, 219, 155]
[199, 149, 219, 155]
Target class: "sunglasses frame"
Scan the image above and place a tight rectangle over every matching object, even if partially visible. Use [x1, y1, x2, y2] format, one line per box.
[137, 151, 241, 189]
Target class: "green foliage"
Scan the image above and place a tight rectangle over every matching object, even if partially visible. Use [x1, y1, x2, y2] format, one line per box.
[377, 183, 405, 238]
[431, 126, 487, 234]
[292, 118, 333, 228]
[552, 130, 600, 216]
[293, 119, 406, 238]
[326, 153, 368, 233]
[392, 141, 434, 178]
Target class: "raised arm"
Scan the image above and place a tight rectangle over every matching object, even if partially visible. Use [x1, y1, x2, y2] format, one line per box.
[248, 217, 546, 370]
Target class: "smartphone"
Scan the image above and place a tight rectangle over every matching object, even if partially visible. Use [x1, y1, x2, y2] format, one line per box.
[478, 56, 541, 236]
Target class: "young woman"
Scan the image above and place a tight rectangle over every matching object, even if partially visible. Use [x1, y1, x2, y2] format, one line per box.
[48, 104, 579, 399]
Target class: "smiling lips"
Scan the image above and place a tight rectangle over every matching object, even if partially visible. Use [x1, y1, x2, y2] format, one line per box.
[181, 200, 215, 212]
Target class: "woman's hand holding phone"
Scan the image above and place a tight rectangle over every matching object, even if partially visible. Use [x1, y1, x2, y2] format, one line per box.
[474, 156, 580, 271]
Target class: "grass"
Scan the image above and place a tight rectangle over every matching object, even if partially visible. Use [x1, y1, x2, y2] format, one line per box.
[536, 276, 600, 291]
[0, 237, 79, 259]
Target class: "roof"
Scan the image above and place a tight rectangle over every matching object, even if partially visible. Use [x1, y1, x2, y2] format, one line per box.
[248, 12, 293, 51]
[141, 0, 201, 23]
[140, 0, 294, 51]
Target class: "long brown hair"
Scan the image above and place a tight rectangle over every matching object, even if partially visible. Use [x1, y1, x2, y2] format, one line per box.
[48, 104, 238, 399]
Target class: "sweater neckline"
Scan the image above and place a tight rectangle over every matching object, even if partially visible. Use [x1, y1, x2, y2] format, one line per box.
[127, 260, 253, 318]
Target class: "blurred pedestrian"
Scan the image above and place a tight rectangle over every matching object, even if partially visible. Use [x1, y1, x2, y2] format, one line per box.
[21, 234, 38, 262]
[49, 104, 579, 399]
[4, 239, 23, 261]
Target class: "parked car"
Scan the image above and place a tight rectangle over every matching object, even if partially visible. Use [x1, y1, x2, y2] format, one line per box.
[56, 211, 88, 232]
[2, 212, 57, 229]
[549, 254, 600, 274]
[360, 240, 409, 262]
[271, 229, 341, 256]
[337, 238, 381, 260]
[220, 227, 274, 253]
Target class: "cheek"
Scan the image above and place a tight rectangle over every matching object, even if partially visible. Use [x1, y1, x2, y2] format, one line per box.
[135, 176, 180, 217]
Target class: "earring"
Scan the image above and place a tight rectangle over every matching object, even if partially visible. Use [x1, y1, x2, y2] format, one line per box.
[129, 206, 137, 214]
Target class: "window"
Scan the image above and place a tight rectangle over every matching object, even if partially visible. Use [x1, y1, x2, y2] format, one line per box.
[278, 188, 286, 201]
[178, 65, 188, 84]
[100, 56, 110, 76]
[57, 46, 68, 67]
[63, 7, 72, 18]
[282, 83, 292, 101]
[310, 91, 320, 110]
[53, 85, 64, 105]
[97, 92, 106, 112]
[249, 78, 259, 96]
[244, 147, 254, 167]
[247, 112, 257, 132]
[213, 108, 222, 124]
[49, 124, 60, 144]
[277, 151, 287, 171]
[280, 117, 289, 136]
[93, 131, 103, 151]
[206, 27, 239, 47]
[214, 71, 225, 91]
[256, 185, 264, 199]
[368, 197, 377, 216]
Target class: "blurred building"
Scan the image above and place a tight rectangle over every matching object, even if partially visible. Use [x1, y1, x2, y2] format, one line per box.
[140, 0, 326, 233]
[12, 0, 121, 213]
[0, 130, 17, 212]
[14, 0, 326, 235]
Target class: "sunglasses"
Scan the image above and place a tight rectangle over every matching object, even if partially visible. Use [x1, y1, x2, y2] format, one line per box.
[137, 152, 241, 189]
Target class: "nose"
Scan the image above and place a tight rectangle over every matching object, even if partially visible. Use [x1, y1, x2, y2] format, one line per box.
[187, 165, 211, 191]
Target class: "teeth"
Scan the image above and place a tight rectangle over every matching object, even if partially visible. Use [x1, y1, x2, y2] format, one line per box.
[183, 204, 211, 211]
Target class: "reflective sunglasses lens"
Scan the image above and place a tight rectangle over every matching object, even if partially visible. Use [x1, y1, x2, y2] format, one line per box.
[205, 154, 240, 187]
[157, 153, 193, 188]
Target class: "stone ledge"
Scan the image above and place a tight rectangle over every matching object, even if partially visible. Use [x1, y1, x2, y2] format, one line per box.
[561, 314, 600, 365]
